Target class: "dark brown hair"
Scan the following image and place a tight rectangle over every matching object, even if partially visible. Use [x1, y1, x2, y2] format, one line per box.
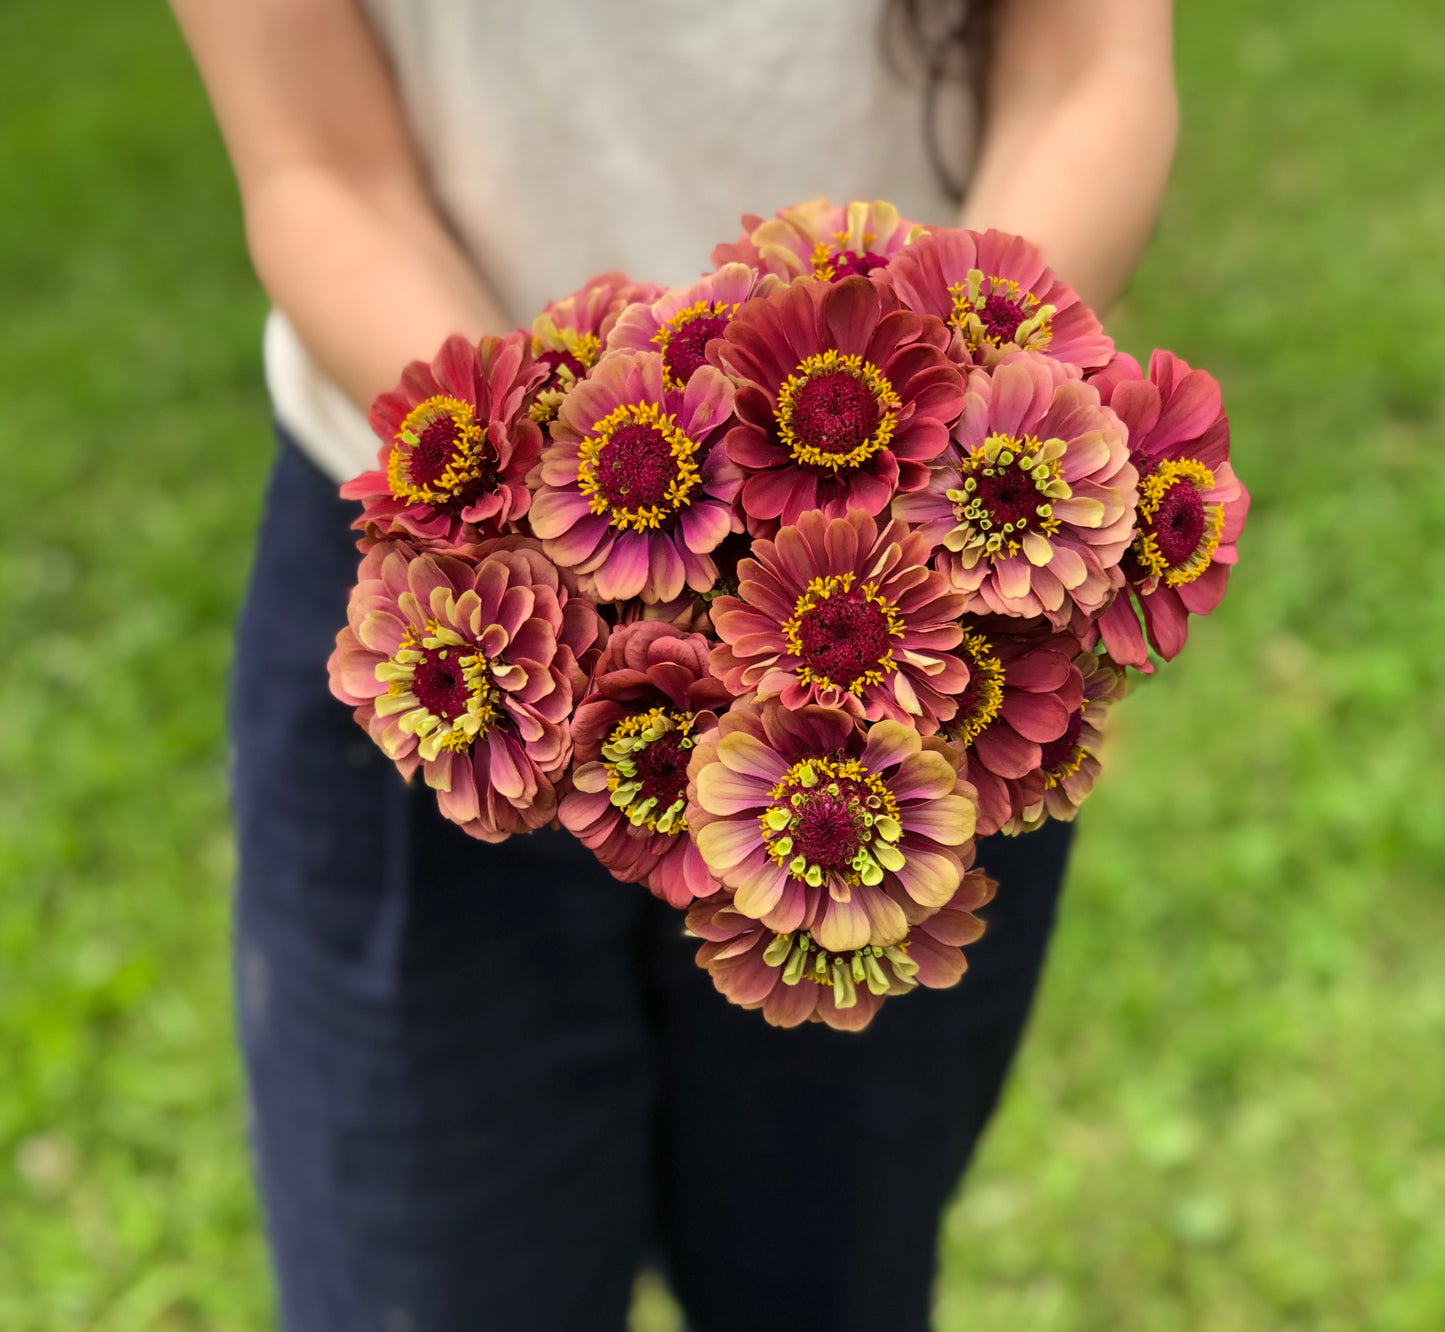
[882, 0, 998, 203]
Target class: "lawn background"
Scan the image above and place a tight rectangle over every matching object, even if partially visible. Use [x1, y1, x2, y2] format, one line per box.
[2, 1, 1443, 1328]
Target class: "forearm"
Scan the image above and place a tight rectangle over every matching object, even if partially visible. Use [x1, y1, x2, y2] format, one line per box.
[961, 0, 1177, 312]
[246, 167, 505, 412]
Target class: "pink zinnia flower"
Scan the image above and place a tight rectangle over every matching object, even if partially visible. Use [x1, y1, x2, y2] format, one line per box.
[686, 702, 978, 955]
[343, 332, 545, 550]
[608, 264, 767, 391]
[687, 863, 996, 1031]
[884, 228, 1114, 370]
[712, 197, 928, 284]
[937, 617, 1086, 836]
[328, 538, 604, 842]
[529, 273, 664, 427]
[894, 356, 1137, 626]
[1003, 651, 1128, 834]
[529, 350, 742, 604]
[709, 508, 970, 734]
[713, 276, 966, 532]
[558, 623, 731, 907]
[1090, 351, 1251, 669]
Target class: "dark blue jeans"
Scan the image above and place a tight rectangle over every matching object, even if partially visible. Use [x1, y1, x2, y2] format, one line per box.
[229, 431, 1074, 1332]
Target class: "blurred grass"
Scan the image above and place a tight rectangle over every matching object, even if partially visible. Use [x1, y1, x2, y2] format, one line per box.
[0, 0, 1442, 1329]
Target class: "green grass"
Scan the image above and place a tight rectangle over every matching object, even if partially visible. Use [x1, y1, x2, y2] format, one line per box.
[1, 1, 1442, 1328]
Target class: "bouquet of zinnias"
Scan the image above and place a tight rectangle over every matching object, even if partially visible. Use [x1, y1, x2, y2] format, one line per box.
[329, 198, 1249, 1030]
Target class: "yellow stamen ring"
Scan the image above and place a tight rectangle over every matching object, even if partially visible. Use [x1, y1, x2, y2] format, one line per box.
[775, 349, 901, 473]
[529, 326, 602, 425]
[373, 620, 501, 762]
[781, 572, 905, 694]
[386, 395, 484, 506]
[650, 299, 740, 390]
[950, 630, 1007, 745]
[575, 400, 704, 533]
[601, 706, 695, 835]
[759, 756, 903, 892]
[944, 432, 1072, 564]
[1135, 458, 1225, 587]
[947, 269, 1057, 356]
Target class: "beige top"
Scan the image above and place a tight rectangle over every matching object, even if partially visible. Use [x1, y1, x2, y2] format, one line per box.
[266, 0, 975, 482]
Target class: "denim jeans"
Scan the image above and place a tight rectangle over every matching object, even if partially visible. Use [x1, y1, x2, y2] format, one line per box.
[229, 430, 1074, 1332]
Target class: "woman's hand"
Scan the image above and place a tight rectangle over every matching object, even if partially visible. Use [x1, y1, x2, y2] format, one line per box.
[961, 0, 1178, 311]
[169, 0, 505, 415]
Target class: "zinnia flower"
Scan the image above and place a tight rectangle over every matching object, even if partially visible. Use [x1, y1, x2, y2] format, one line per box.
[712, 196, 928, 284]
[528, 350, 742, 604]
[709, 508, 970, 733]
[938, 617, 1086, 836]
[893, 355, 1137, 625]
[343, 332, 545, 549]
[686, 702, 978, 954]
[1003, 651, 1128, 834]
[1089, 351, 1250, 669]
[713, 275, 966, 531]
[608, 264, 767, 391]
[884, 228, 1114, 370]
[328, 538, 603, 841]
[558, 622, 731, 906]
[529, 272, 663, 426]
[686, 863, 996, 1030]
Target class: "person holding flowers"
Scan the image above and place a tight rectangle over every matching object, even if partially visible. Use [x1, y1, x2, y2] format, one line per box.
[171, 1, 1182, 1328]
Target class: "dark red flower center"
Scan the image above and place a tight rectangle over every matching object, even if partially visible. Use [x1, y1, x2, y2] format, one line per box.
[407, 414, 467, 490]
[793, 586, 896, 690]
[981, 292, 1026, 343]
[791, 789, 867, 869]
[411, 650, 472, 721]
[790, 373, 879, 458]
[972, 465, 1043, 529]
[538, 346, 589, 387]
[1146, 479, 1208, 568]
[1037, 709, 1083, 773]
[663, 312, 730, 385]
[829, 250, 890, 281]
[631, 729, 691, 810]
[595, 424, 679, 510]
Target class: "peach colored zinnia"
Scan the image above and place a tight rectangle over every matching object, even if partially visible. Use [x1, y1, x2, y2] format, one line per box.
[686, 702, 978, 955]
[328, 538, 603, 842]
[894, 355, 1137, 626]
[884, 228, 1114, 370]
[687, 863, 995, 1031]
[709, 508, 970, 734]
[712, 196, 928, 284]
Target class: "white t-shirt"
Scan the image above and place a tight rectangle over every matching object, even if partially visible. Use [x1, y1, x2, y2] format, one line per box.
[265, 0, 976, 482]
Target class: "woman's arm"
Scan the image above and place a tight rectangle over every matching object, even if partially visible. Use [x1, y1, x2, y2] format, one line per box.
[960, 0, 1178, 310]
[169, 0, 505, 415]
